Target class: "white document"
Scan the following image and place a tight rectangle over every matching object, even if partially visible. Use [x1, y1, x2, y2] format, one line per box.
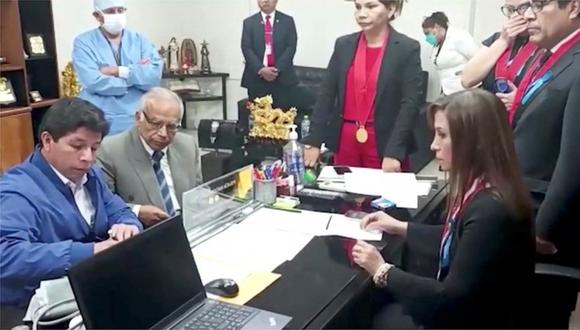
[344, 170, 419, 209]
[241, 207, 332, 236]
[193, 254, 251, 285]
[317, 166, 345, 182]
[322, 214, 382, 241]
[416, 181, 433, 196]
[192, 223, 313, 272]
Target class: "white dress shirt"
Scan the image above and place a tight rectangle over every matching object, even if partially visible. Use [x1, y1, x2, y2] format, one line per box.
[50, 165, 95, 225]
[136, 138, 180, 216]
[431, 26, 480, 95]
[261, 11, 277, 67]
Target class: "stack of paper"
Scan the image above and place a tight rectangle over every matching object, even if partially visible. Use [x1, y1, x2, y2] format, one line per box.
[344, 170, 421, 208]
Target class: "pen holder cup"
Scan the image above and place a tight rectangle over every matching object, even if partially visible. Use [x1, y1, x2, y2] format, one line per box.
[253, 179, 277, 205]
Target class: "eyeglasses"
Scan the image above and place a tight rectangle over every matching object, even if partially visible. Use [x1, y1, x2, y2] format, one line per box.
[141, 111, 181, 133]
[501, 0, 570, 17]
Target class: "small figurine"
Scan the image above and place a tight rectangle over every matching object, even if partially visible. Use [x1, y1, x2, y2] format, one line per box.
[167, 37, 180, 74]
[200, 40, 211, 75]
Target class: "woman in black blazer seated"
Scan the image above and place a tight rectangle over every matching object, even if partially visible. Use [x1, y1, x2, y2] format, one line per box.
[302, 0, 422, 172]
[352, 89, 535, 328]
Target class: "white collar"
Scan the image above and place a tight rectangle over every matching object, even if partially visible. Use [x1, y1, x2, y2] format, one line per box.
[139, 136, 168, 158]
[50, 165, 88, 191]
[551, 28, 580, 53]
[261, 11, 276, 23]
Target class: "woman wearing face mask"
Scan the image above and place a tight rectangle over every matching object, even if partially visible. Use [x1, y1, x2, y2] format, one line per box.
[461, 0, 539, 111]
[352, 90, 534, 328]
[72, 0, 163, 135]
[422, 12, 479, 95]
[303, 0, 422, 172]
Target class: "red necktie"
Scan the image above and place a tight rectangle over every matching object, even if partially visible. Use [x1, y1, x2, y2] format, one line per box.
[265, 15, 275, 66]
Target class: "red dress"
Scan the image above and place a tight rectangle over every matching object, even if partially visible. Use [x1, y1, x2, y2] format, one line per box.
[334, 47, 383, 168]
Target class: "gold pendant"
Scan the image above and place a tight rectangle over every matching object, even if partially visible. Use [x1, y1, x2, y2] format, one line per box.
[356, 126, 368, 144]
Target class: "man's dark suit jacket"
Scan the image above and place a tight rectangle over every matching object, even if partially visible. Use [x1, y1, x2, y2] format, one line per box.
[302, 28, 423, 162]
[511, 41, 580, 265]
[241, 11, 298, 90]
[387, 190, 535, 328]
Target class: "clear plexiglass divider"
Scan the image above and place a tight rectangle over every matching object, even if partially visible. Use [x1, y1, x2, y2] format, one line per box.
[182, 165, 263, 247]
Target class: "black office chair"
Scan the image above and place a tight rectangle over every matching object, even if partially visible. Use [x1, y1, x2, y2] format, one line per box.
[529, 262, 580, 328]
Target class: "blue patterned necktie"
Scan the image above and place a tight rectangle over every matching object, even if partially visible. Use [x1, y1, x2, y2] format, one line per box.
[152, 151, 176, 216]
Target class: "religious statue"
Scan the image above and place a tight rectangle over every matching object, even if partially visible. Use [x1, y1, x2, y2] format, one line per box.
[61, 62, 81, 97]
[200, 40, 211, 75]
[167, 37, 180, 74]
[158, 46, 168, 73]
[180, 38, 198, 74]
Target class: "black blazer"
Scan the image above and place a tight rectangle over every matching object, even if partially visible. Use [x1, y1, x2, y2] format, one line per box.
[387, 190, 535, 328]
[302, 28, 423, 161]
[511, 42, 580, 261]
[241, 11, 298, 88]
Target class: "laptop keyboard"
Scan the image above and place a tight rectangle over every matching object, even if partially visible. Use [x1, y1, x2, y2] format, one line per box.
[182, 300, 256, 330]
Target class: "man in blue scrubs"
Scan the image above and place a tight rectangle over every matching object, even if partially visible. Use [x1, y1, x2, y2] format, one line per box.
[73, 0, 163, 135]
[0, 98, 142, 313]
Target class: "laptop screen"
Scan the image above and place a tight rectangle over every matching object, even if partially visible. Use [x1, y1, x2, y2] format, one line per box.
[67, 215, 206, 329]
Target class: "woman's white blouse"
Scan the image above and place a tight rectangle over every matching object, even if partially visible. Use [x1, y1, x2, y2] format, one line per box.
[431, 26, 479, 95]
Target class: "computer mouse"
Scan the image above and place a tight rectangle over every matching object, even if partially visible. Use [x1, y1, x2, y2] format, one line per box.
[204, 278, 239, 298]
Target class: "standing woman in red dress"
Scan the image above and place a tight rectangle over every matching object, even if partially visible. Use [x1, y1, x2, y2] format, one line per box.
[302, 0, 422, 171]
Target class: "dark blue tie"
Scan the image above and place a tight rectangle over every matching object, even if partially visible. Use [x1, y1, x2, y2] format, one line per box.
[152, 151, 176, 216]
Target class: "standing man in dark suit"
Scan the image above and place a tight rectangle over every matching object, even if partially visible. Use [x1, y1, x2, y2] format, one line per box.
[508, 0, 579, 267]
[97, 87, 202, 227]
[241, 0, 298, 110]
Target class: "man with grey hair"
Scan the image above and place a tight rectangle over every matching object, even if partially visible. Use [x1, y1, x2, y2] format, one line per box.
[97, 87, 202, 227]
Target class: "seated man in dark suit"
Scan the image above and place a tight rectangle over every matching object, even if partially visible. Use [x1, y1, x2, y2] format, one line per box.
[0, 98, 142, 319]
[97, 87, 202, 227]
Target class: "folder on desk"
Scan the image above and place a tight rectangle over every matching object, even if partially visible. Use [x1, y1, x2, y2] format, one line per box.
[217, 272, 281, 305]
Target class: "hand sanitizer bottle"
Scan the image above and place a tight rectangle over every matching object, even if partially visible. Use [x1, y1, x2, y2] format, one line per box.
[283, 125, 305, 192]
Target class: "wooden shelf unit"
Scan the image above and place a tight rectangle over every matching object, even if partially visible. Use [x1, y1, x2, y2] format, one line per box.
[0, 0, 60, 172]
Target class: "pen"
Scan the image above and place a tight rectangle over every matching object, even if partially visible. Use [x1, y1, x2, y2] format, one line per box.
[264, 205, 302, 213]
[325, 215, 332, 230]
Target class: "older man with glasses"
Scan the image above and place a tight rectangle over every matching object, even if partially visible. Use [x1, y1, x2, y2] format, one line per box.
[97, 87, 202, 227]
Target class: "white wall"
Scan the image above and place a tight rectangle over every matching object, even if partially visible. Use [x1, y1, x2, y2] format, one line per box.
[52, 0, 508, 122]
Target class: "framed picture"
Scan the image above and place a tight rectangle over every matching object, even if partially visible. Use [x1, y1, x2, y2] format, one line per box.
[26, 34, 47, 57]
[29, 90, 43, 103]
[0, 77, 17, 105]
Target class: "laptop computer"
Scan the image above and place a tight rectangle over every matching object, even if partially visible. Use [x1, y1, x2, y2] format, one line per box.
[67, 215, 291, 329]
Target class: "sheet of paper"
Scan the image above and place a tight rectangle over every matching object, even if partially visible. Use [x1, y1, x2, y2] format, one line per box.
[321, 214, 382, 241]
[416, 181, 432, 196]
[344, 171, 419, 209]
[192, 223, 313, 272]
[193, 254, 252, 285]
[214, 272, 281, 305]
[241, 207, 332, 236]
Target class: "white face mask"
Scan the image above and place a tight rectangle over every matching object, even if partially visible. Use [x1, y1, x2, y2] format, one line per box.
[101, 12, 126, 35]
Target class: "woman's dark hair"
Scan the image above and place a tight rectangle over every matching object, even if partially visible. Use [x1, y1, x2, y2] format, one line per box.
[378, 0, 406, 21]
[427, 89, 532, 222]
[422, 11, 449, 29]
[38, 97, 110, 145]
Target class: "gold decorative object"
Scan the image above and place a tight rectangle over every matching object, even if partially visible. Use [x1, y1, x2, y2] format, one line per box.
[61, 62, 81, 97]
[247, 95, 297, 141]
